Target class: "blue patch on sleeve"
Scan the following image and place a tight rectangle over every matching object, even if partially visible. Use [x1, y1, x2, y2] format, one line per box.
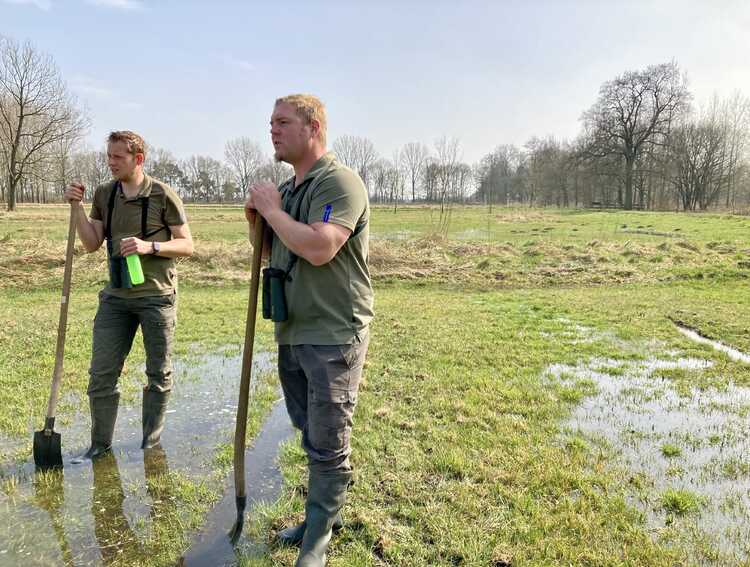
[322, 204, 333, 223]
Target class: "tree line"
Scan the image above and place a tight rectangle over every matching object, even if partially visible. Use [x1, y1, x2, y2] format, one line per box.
[2, 35, 749, 212]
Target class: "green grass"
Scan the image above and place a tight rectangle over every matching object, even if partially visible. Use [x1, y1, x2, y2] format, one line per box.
[4, 205, 750, 565]
[662, 488, 704, 515]
[661, 444, 682, 458]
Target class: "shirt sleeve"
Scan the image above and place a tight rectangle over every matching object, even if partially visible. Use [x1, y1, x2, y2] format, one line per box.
[163, 187, 188, 226]
[89, 184, 108, 221]
[307, 169, 367, 232]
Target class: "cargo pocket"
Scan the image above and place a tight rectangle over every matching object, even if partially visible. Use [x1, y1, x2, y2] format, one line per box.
[301, 344, 358, 458]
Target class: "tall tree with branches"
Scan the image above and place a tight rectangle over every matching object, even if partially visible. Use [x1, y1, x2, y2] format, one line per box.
[0, 36, 88, 211]
[400, 141, 429, 202]
[224, 136, 265, 200]
[581, 61, 690, 210]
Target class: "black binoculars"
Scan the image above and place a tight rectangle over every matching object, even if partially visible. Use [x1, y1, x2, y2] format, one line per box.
[262, 267, 288, 322]
[108, 256, 134, 289]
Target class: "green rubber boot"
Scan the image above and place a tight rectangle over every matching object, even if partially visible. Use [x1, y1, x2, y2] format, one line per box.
[142, 389, 170, 449]
[276, 512, 343, 547]
[72, 393, 119, 464]
[295, 470, 351, 567]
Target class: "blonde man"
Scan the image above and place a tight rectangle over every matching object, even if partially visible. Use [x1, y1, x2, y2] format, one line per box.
[64, 131, 193, 461]
[246, 95, 373, 567]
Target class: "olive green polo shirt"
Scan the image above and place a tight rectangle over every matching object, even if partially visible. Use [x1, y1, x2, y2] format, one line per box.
[270, 152, 374, 345]
[90, 175, 187, 298]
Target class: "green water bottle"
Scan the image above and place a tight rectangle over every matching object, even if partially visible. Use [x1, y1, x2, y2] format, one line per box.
[125, 254, 145, 285]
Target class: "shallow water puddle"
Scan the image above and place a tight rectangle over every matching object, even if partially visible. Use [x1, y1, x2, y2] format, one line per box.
[547, 331, 750, 563]
[0, 348, 293, 566]
[178, 401, 294, 566]
[675, 323, 750, 364]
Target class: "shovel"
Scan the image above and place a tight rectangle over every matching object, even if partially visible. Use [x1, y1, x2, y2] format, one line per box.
[228, 216, 266, 544]
[34, 207, 77, 469]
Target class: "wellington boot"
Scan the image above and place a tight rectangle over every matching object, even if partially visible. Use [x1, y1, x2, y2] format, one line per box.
[72, 394, 119, 464]
[142, 389, 171, 449]
[276, 512, 343, 547]
[295, 470, 351, 567]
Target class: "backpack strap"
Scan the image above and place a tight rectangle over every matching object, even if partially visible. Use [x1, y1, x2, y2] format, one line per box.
[280, 159, 337, 277]
[105, 181, 119, 242]
[141, 194, 171, 238]
[104, 181, 169, 244]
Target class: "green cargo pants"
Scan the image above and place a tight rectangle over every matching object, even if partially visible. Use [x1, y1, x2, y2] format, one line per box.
[88, 291, 177, 398]
[278, 331, 369, 474]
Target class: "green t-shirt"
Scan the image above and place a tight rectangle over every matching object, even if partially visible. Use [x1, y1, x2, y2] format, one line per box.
[90, 175, 187, 298]
[270, 152, 374, 345]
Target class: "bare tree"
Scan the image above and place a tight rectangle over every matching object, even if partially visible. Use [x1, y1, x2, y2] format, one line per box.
[719, 92, 750, 209]
[369, 159, 388, 204]
[71, 148, 110, 192]
[477, 144, 521, 209]
[669, 99, 736, 211]
[400, 142, 429, 202]
[149, 148, 186, 195]
[430, 136, 463, 235]
[353, 136, 378, 190]
[452, 162, 472, 203]
[332, 135, 358, 169]
[369, 156, 403, 210]
[258, 158, 293, 187]
[524, 137, 575, 207]
[669, 121, 724, 210]
[224, 136, 265, 200]
[182, 155, 228, 202]
[581, 61, 690, 210]
[48, 135, 82, 202]
[434, 136, 461, 211]
[332, 135, 378, 193]
[0, 36, 88, 210]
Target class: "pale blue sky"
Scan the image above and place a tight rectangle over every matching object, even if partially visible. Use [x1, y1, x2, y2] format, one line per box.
[2, 0, 749, 163]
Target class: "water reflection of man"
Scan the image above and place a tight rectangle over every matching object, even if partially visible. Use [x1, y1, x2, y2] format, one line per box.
[91, 448, 175, 565]
[33, 470, 74, 566]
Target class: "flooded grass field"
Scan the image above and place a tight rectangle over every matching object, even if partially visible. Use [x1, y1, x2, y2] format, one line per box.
[0, 349, 285, 567]
[4, 205, 750, 565]
[547, 322, 750, 564]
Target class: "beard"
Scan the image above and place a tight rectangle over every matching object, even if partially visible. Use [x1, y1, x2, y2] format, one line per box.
[274, 149, 292, 165]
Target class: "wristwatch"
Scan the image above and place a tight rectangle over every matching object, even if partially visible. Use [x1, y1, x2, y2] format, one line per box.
[151, 241, 161, 255]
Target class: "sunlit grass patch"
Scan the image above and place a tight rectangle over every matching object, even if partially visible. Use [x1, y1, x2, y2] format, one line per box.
[0, 474, 19, 497]
[661, 443, 682, 458]
[661, 488, 703, 515]
[720, 458, 750, 480]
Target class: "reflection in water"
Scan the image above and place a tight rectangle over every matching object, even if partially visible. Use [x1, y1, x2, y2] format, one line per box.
[33, 470, 74, 567]
[548, 354, 750, 565]
[91, 448, 175, 565]
[93, 452, 141, 563]
[179, 400, 295, 567]
[0, 349, 283, 566]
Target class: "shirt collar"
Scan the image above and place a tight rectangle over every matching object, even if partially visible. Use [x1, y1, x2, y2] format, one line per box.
[119, 174, 153, 200]
[292, 152, 335, 189]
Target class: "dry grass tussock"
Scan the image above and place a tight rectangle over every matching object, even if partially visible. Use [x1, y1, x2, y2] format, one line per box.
[3, 234, 748, 290]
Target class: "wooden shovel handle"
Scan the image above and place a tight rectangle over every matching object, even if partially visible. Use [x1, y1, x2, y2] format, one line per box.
[45, 207, 77, 420]
[234, 216, 266, 500]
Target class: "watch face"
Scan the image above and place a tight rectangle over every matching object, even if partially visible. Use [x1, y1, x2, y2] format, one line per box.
[153, 241, 160, 253]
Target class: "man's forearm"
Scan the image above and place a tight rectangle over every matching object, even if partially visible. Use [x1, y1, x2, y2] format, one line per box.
[265, 209, 329, 266]
[72, 205, 103, 252]
[154, 237, 194, 258]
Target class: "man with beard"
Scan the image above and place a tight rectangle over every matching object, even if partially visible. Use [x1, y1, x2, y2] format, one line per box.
[245, 95, 373, 567]
[64, 130, 193, 462]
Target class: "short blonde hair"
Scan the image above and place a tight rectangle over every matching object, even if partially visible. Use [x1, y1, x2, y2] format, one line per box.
[275, 94, 327, 146]
[107, 130, 146, 159]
